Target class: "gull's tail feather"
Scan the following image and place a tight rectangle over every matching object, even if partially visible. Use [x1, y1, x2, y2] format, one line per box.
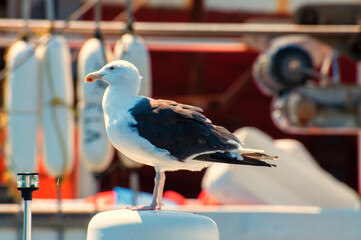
[243, 152, 278, 161]
[194, 151, 276, 167]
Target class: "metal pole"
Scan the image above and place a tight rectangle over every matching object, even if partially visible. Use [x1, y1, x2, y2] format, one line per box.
[357, 61, 361, 194]
[0, 19, 360, 37]
[23, 200, 32, 240]
[17, 173, 39, 240]
[56, 178, 64, 240]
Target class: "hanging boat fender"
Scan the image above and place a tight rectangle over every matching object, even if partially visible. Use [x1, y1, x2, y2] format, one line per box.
[114, 33, 152, 97]
[4, 40, 39, 177]
[36, 33, 75, 178]
[77, 37, 114, 172]
[114, 33, 152, 168]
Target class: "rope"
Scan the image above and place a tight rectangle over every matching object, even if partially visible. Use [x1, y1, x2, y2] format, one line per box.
[62, 0, 99, 31]
[112, 0, 148, 22]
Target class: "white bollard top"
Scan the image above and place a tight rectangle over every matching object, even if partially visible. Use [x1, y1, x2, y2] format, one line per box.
[87, 209, 219, 240]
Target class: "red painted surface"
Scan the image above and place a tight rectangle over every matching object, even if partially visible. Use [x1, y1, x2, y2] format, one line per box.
[1, 6, 356, 201]
[93, 6, 358, 198]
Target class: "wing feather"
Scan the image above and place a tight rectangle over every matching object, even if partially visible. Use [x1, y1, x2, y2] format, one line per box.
[129, 98, 241, 161]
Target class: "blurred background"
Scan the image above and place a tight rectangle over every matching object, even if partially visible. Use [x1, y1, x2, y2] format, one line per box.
[0, 0, 360, 204]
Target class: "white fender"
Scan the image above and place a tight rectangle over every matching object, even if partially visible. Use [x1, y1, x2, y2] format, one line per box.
[114, 33, 152, 97]
[77, 38, 114, 172]
[77, 38, 112, 104]
[4, 40, 39, 177]
[36, 34, 74, 178]
[114, 33, 152, 168]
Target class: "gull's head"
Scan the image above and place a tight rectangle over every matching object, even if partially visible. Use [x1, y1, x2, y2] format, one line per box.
[85, 60, 141, 94]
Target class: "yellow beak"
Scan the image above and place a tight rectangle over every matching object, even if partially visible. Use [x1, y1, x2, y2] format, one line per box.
[84, 72, 104, 83]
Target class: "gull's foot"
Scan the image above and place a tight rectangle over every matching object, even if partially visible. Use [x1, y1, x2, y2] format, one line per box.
[127, 205, 162, 211]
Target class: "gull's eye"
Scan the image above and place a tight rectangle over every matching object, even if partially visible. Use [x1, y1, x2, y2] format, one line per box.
[109, 66, 115, 70]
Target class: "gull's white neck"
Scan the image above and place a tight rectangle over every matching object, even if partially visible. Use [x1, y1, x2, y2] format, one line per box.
[102, 85, 141, 119]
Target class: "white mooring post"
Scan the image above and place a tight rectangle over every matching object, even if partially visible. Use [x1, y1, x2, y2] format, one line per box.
[87, 209, 219, 240]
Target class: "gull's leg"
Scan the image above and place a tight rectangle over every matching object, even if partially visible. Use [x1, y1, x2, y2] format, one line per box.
[149, 170, 165, 210]
[128, 170, 166, 211]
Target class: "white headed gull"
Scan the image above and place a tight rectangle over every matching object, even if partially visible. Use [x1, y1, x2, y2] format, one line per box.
[85, 60, 277, 210]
